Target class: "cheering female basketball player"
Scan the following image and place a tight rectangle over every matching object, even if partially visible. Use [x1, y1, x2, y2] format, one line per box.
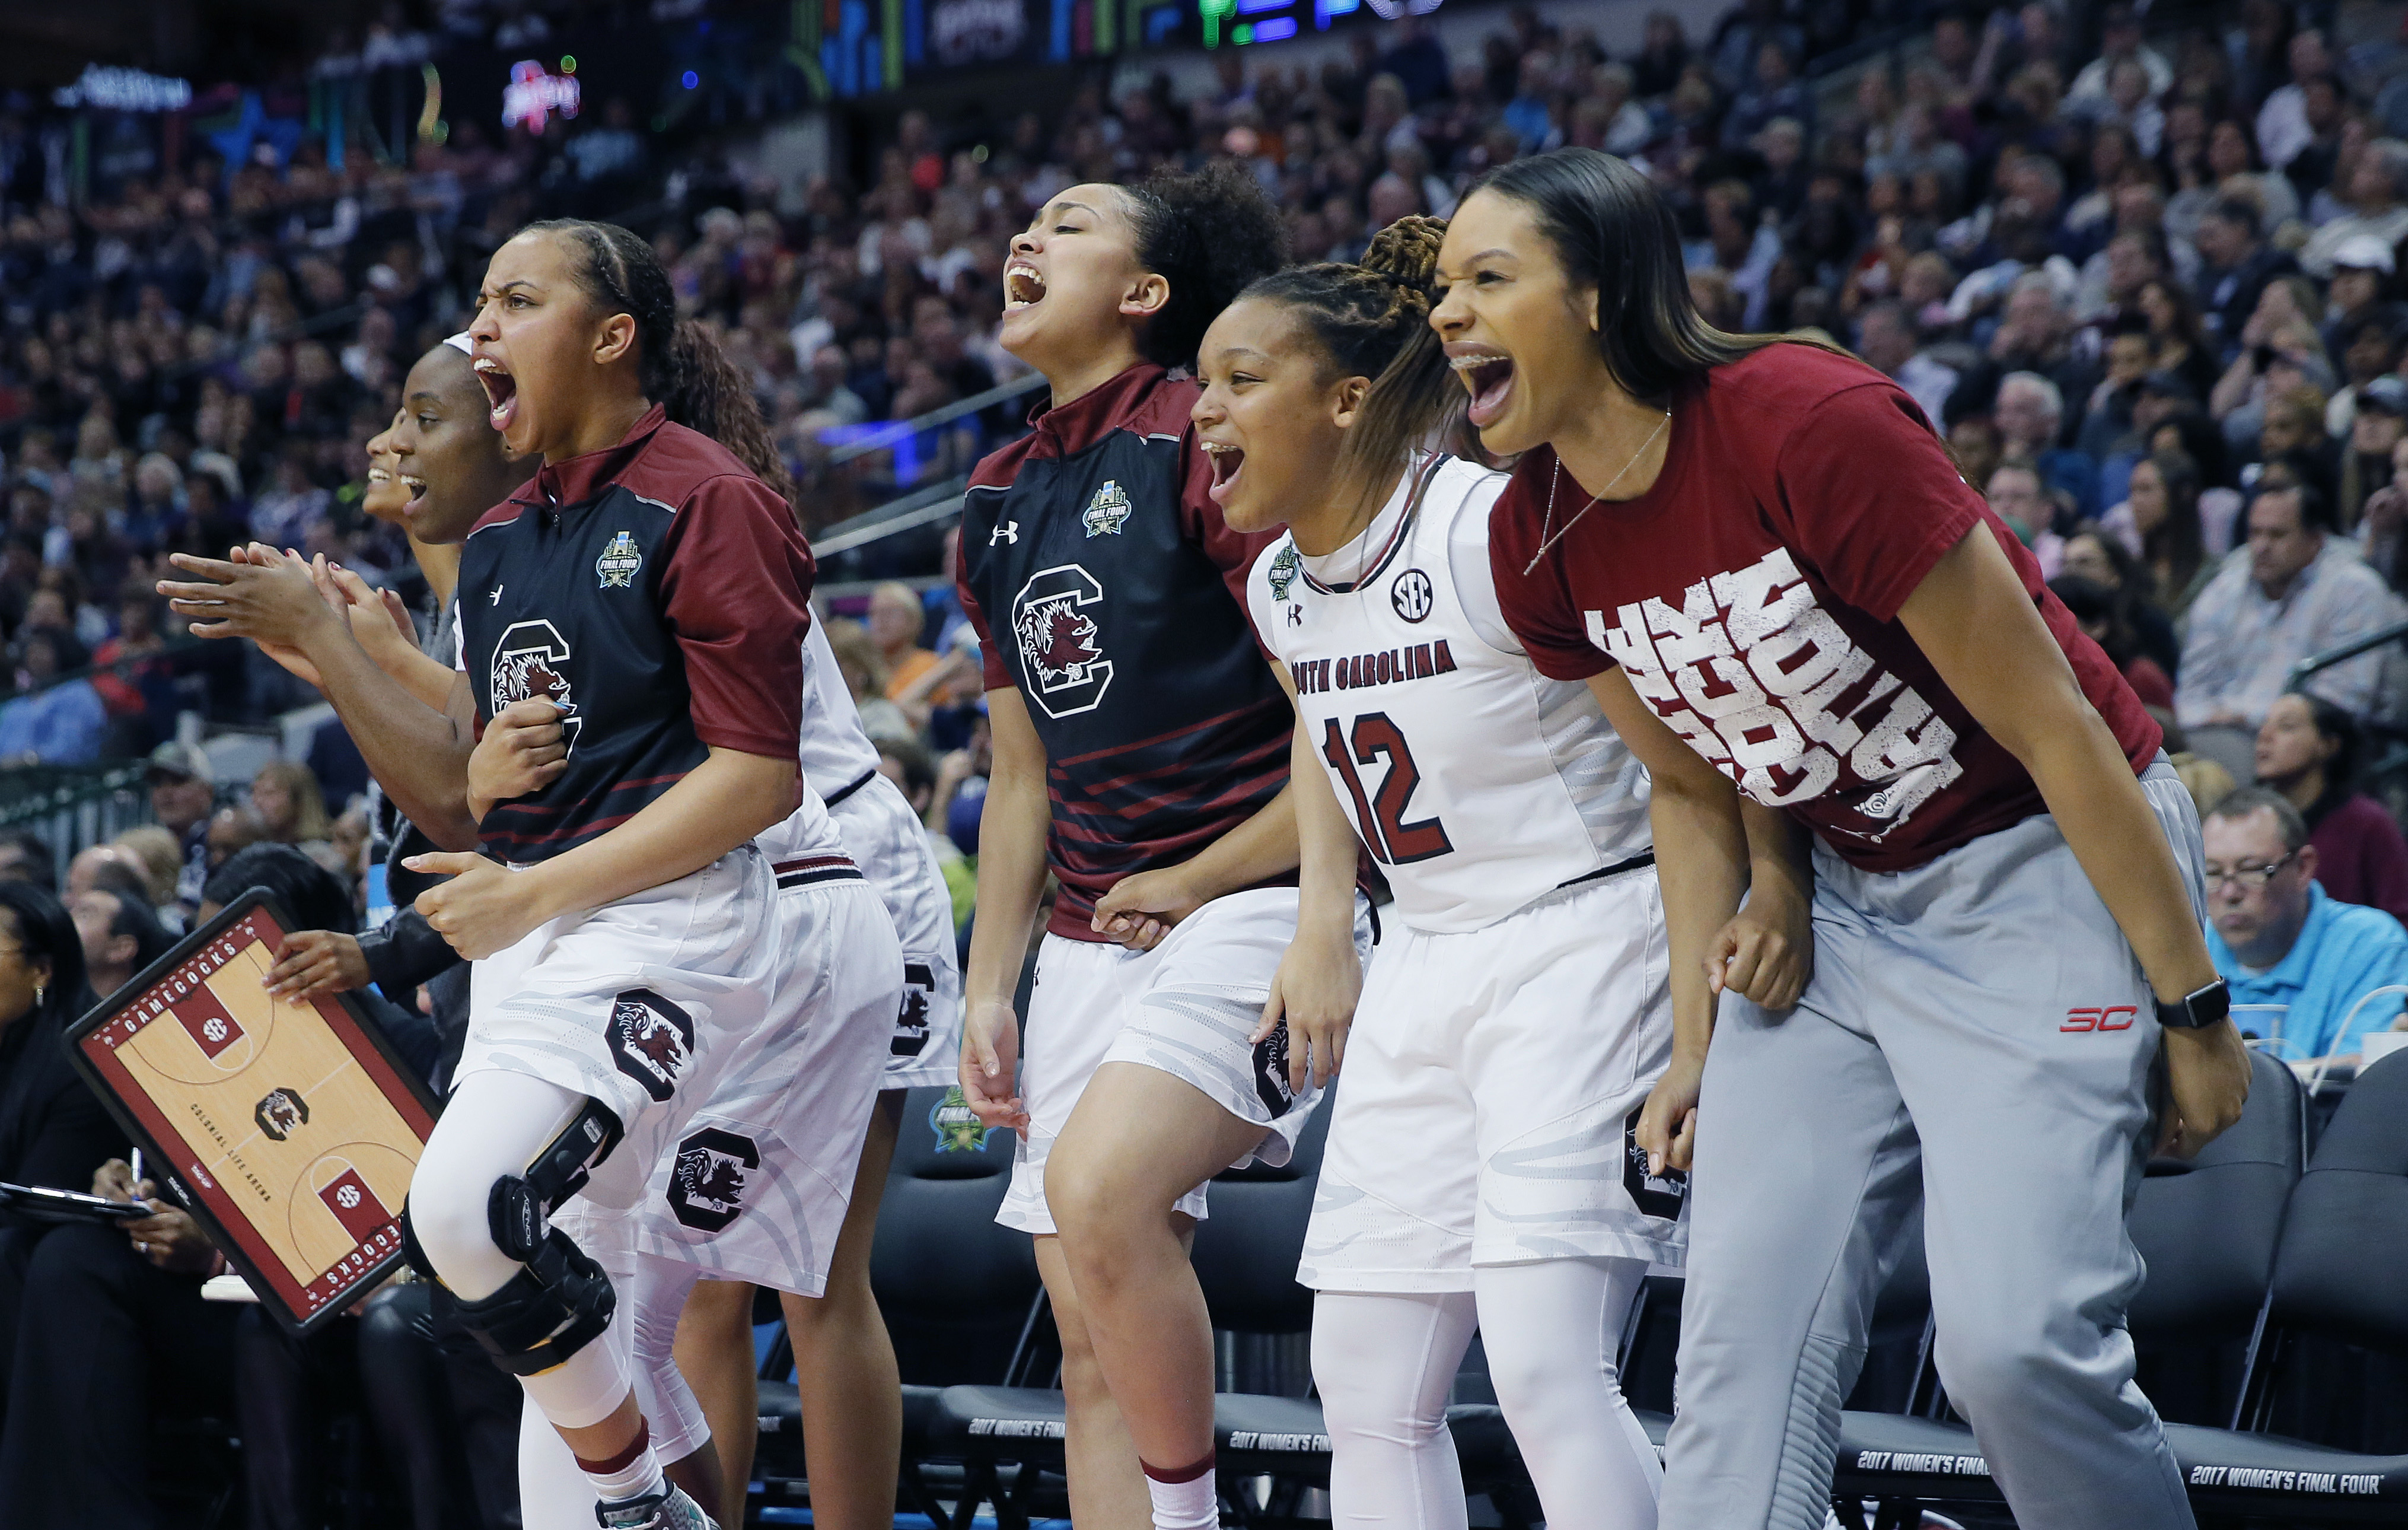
[463, 308, 963, 1527]
[259, 308, 953, 1530]
[164, 221, 839, 1530]
[1201, 218, 1799, 1530]
[1392, 148, 2250, 1530]
[953, 164, 1369, 1530]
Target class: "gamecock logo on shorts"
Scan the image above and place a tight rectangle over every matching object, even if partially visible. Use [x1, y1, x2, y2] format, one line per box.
[892, 962, 935, 1057]
[608, 988, 695, 1103]
[489, 618, 584, 755]
[1622, 1106, 1689, 1222]
[1010, 564, 1114, 720]
[1253, 1022, 1298, 1119]
[668, 1128, 760, 1232]
[253, 1086, 310, 1142]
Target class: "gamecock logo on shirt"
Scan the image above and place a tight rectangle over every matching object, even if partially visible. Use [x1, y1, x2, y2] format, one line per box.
[1586, 546, 1963, 841]
[1011, 564, 1115, 720]
[608, 988, 696, 1103]
[490, 619, 584, 755]
[668, 1127, 759, 1233]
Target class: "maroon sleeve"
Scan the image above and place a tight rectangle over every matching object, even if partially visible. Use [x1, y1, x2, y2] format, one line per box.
[1770, 381, 1989, 623]
[1488, 452, 1614, 682]
[658, 473, 813, 758]
[957, 562, 1012, 691]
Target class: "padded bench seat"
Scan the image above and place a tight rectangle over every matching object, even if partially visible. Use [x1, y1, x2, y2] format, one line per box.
[1834, 1411, 2408, 1521]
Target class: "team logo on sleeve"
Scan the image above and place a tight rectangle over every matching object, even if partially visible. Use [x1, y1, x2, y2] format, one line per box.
[1081, 479, 1133, 536]
[594, 530, 644, 589]
[491, 619, 584, 754]
[1390, 568, 1435, 623]
[668, 1128, 759, 1232]
[1011, 565, 1114, 718]
[609, 988, 696, 1102]
[253, 1086, 310, 1142]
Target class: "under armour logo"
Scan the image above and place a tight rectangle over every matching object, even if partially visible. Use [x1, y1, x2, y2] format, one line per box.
[488, 585, 504, 604]
[989, 521, 1019, 546]
[1286, 605, 1303, 626]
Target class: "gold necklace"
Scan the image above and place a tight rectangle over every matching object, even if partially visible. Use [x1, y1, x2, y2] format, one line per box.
[1522, 408, 1673, 575]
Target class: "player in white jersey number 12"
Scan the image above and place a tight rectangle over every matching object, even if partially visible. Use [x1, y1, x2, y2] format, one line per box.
[1193, 218, 1810, 1530]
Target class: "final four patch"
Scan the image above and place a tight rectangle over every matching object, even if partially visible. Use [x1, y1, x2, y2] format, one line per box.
[1081, 479, 1133, 537]
[930, 1086, 993, 1153]
[1267, 544, 1301, 601]
[595, 530, 643, 587]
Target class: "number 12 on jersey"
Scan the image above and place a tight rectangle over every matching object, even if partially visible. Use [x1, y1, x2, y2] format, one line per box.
[1321, 713, 1453, 866]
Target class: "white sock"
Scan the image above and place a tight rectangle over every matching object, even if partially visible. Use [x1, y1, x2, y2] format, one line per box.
[577, 1419, 667, 1506]
[1142, 1453, 1219, 1530]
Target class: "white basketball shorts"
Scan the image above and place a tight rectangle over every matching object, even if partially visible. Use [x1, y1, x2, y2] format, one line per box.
[996, 886, 1374, 1236]
[1299, 866, 1686, 1293]
[629, 858, 902, 1293]
[457, 847, 779, 1214]
[832, 773, 963, 1090]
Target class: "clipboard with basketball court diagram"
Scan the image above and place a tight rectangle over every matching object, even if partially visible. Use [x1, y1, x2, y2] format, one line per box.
[68, 891, 440, 1336]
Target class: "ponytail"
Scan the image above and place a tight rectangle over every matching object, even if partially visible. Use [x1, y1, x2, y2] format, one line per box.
[1237, 215, 1458, 505]
[661, 318, 798, 512]
[525, 218, 799, 518]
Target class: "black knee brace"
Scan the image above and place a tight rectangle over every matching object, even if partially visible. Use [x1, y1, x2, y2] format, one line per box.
[488, 1098, 625, 1261]
[399, 1098, 623, 1280]
[453, 1226, 617, 1376]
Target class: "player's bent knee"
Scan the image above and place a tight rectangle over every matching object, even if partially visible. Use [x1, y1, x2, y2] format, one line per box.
[1931, 1326, 2063, 1417]
[401, 1175, 515, 1294]
[453, 1226, 618, 1377]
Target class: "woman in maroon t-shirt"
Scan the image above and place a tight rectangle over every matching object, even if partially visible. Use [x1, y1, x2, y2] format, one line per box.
[1395, 149, 2251, 1530]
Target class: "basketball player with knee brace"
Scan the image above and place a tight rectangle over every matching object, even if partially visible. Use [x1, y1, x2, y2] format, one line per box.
[166, 218, 825, 1530]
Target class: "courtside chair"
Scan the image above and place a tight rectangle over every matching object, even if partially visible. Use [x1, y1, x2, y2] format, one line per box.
[1832, 1048, 2326, 1522]
[754, 1086, 1046, 1528]
[928, 1092, 1346, 1529]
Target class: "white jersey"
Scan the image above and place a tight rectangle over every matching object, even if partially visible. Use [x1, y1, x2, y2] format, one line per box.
[798, 619, 884, 805]
[1247, 453, 1651, 934]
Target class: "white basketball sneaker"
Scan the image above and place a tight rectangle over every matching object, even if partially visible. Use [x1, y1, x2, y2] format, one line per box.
[594, 1486, 718, 1530]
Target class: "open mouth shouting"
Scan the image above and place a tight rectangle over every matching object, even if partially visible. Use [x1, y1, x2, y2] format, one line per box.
[1005, 262, 1047, 311]
[474, 355, 519, 435]
[1448, 345, 1515, 430]
[1202, 439, 1245, 505]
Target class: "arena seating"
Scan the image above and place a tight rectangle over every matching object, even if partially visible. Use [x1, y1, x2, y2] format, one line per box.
[1834, 1049, 2408, 1522]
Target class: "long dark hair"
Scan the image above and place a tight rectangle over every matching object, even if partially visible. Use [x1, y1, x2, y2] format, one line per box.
[0, 882, 96, 1035]
[1122, 160, 1291, 370]
[520, 218, 797, 508]
[2136, 447, 2208, 594]
[1237, 215, 1454, 507]
[2289, 691, 2365, 822]
[1473, 148, 1778, 400]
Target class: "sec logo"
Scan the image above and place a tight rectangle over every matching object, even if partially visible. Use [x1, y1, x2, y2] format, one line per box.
[1390, 568, 1435, 624]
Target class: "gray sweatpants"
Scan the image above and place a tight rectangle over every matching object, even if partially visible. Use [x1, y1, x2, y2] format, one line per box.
[1661, 762, 2205, 1530]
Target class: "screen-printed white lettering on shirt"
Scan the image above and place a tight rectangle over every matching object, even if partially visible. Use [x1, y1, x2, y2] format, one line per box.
[1587, 546, 1962, 836]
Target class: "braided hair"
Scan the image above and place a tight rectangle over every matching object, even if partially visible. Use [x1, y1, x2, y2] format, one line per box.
[1122, 161, 1290, 370]
[521, 218, 798, 511]
[1237, 216, 1456, 497]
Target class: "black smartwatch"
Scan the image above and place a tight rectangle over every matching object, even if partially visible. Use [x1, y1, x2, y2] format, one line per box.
[2155, 979, 2231, 1030]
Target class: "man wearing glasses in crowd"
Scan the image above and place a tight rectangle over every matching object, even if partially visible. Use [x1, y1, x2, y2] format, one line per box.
[2202, 785, 2408, 1068]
